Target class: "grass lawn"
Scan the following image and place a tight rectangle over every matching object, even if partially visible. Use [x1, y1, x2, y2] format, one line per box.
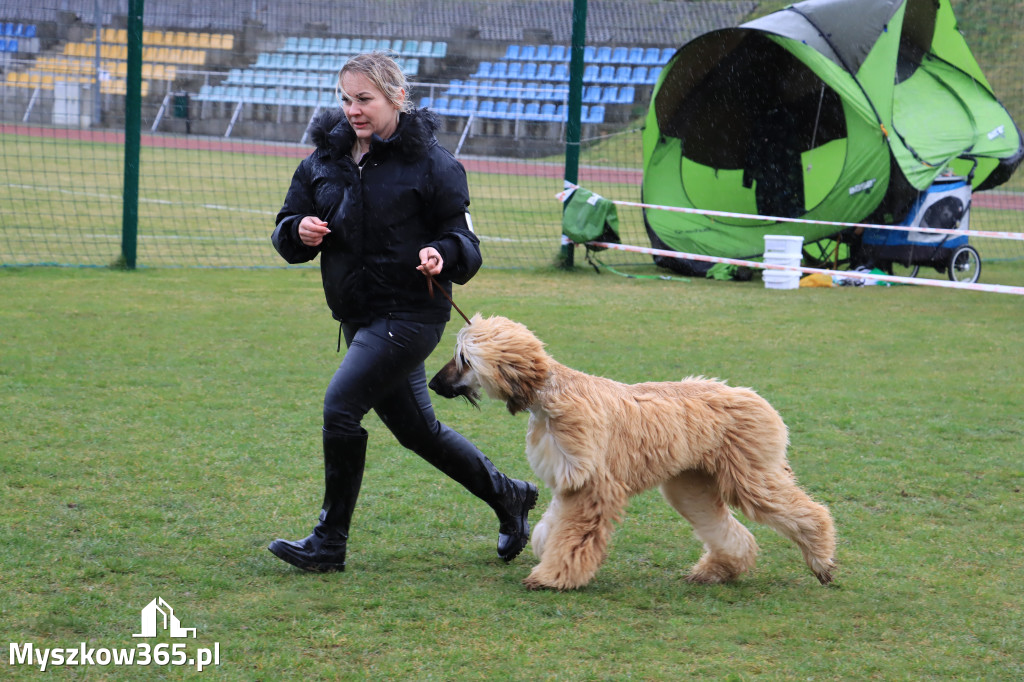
[2, 265, 1022, 680]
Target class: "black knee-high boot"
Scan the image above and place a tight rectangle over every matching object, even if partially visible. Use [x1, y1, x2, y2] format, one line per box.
[268, 429, 367, 572]
[424, 425, 538, 562]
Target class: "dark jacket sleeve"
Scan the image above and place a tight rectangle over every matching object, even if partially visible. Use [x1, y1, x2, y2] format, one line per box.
[424, 147, 482, 285]
[272, 160, 322, 264]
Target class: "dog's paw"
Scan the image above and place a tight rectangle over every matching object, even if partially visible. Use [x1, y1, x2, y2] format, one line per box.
[522, 574, 554, 591]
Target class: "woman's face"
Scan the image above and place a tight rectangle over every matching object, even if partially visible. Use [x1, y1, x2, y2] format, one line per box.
[340, 71, 403, 143]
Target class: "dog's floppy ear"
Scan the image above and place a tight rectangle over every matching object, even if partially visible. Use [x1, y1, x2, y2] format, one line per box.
[499, 358, 547, 415]
[463, 315, 551, 415]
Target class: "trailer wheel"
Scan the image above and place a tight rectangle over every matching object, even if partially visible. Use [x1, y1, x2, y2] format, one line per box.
[885, 261, 920, 279]
[948, 245, 981, 284]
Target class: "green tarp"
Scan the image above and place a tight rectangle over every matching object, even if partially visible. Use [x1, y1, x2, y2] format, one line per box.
[642, 0, 1022, 275]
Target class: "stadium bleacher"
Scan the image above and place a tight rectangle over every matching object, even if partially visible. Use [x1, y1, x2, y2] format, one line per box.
[430, 42, 667, 127]
[195, 37, 421, 107]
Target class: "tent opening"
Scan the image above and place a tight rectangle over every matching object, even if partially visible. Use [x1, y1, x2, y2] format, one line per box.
[655, 33, 846, 219]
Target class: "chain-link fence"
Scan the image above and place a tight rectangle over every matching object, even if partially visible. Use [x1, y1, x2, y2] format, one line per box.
[1, 0, 1022, 270]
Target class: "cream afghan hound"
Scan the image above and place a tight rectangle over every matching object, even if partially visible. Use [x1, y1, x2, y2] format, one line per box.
[429, 314, 836, 591]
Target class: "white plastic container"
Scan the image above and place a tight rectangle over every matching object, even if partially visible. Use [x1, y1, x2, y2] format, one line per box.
[763, 269, 800, 289]
[764, 235, 804, 256]
[763, 235, 803, 289]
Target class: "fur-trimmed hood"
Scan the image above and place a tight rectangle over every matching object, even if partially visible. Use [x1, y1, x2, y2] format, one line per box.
[307, 106, 442, 161]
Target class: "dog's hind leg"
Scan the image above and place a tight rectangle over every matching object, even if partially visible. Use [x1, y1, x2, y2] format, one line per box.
[660, 470, 759, 584]
[725, 467, 836, 585]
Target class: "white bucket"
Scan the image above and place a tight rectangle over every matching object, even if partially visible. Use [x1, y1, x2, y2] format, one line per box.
[764, 235, 804, 257]
[763, 269, 801, 290]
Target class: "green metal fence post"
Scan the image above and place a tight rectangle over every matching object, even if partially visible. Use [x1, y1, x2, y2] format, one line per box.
[120, 0, 144, 269]
[559, 0, 588, 269]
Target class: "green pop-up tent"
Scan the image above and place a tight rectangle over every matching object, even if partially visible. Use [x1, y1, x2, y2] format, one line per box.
[641, 0, 1022, 275]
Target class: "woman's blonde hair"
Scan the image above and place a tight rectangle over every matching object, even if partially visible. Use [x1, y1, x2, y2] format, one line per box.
[336, 51, 413, 113]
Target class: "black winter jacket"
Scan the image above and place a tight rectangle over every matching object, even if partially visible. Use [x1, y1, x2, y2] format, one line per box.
[273, 107, 481, 323]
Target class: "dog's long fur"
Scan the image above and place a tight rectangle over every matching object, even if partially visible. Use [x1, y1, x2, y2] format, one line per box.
[429, 314, 836, 590]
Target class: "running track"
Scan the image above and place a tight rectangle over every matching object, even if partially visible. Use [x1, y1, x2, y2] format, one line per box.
[5, 123, 1023, 210]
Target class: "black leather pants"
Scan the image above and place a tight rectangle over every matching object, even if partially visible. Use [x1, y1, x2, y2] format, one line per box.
[322, 317, 510, 509]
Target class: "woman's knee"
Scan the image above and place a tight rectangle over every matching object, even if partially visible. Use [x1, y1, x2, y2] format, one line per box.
[322, 401, 366, 437]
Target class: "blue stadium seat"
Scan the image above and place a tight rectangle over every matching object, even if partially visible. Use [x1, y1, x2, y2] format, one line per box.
[524, 101, 541, 120]
[460, 99, 478, 115]
[549, 45, 567, 62]
[519, 45, 536, 61]
[507, 62, 522, 79]
[552, 64, 569, 81]
[629, 66, 648, 84]
[472, 62, 492, 78]
[535, 45, 550, 61]
[613, 66, 631, 84]
[477, 100, 495, 117]
[556, 104, 569, 121]
[617, 86, 635, 104]
[322, 38, 337, 53]
[400, 39, 416, 55]
[647, 66, 662, 84]
[506, 101, 525, 120]
[504, 44, 520, 60]
[583, 45, 596, 62]
[490, 101, 508, 119]
[584, 105, 605, 123]
[536, 82, 555, 100]
[597, 65, 616, 83]
[491, 62, 508, 79]
[349, 38, 363, 52]
[522, 62, 538, 80]
[583, 64, 599, 82]
[420, 96, 433, 108]
[582, 85, 602, 103]
[611, 47, 628, 63]
[418, 41, 433, 57]
[536, 63, 553, 81]
[659, 47, 675, 64]
[310, 37, 324, 52]
[600, 86, 619, 103]
[595, 46, 612, 63]
[432, 97, 449, 113]
[538, 102, 557, 122]
[627, 47, 644, 65]
[641, 47, 661, 65]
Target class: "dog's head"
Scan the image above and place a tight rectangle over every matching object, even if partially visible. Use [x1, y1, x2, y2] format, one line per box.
[429, 314, 551, 414]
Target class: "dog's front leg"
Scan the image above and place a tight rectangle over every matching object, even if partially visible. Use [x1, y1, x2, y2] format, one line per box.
[522, 483, 623, 590]
[530, 495, 561, 560]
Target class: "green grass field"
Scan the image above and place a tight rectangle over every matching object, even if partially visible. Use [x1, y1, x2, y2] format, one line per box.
[3, 265, 1022, 679]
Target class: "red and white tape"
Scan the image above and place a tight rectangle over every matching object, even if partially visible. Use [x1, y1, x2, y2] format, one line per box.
[585, 241, 1024, 296]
